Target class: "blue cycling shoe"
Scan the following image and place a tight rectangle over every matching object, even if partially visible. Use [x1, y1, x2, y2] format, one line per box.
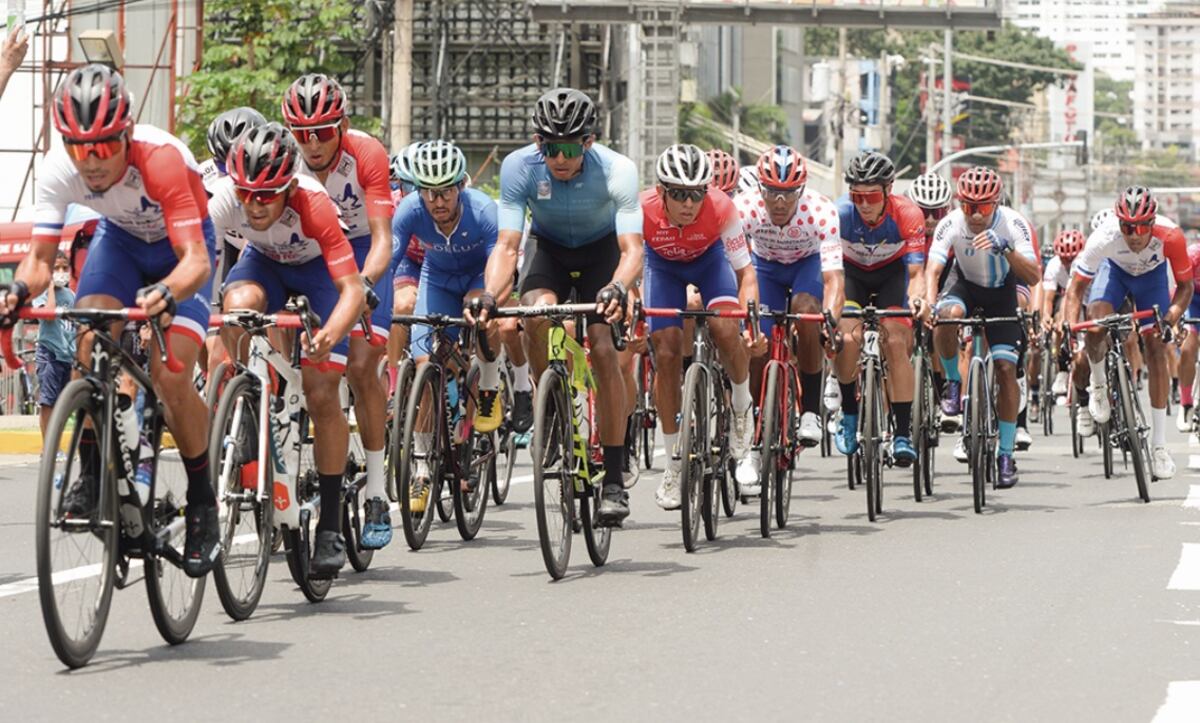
[360, 496, 393, 550]
[835, 414, 859, 455]
[892, 436, 916, 467]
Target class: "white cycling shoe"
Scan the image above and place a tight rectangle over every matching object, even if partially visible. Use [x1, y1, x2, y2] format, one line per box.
[1051, 371, 1069, 396]
[822, 374, 842, 413]
[656, 467, 682, 510]
[953, 436, 968, 463]
[736, 450, 761, 494]
[1152, 446, 1176, 480]
[1076, 406, 1095, 437]
[799, 412, 822, 447]
[1089, 385, 1111, 424]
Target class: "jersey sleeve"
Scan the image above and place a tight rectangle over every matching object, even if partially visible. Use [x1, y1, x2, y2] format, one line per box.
[32, 151, 74, 244]
[1163, 227, 1193, 284]
[139, 143, 208, 247]
[1010, 212, 1038, 262]
[1042, 257, 1061, 290]
[928, 217, 954, 266]
[1074, 230, 1108, 280]
[896, 199, 927, 265]
[815, 196, 843, 273]
[390, 195, 419, 266]
[607, 153, 643, 237]
[497, 151, 530, 234]
[352, 135, 396, 220]
[717, 203, 750, 270]
[207, 185, 241, 237]
[298, 191, 359, 280]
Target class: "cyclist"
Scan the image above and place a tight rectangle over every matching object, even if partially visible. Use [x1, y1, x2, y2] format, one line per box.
[923, 166, 1041, 488]
[905, 172, 954, 398]
[1063, 186, 1194, 480]
[1040, 229, 1088, 428]
[391, 140, 498, 514]
[1, 64, 220, 576]
[389, 142, 423, 371]
[640, 144, 763, 507]
[832, 151, 925, 466]
[736, 145, 843, 489]
[468, 87, 643, 525]
[707, 148, 740, 196]
[1177, 240, 1200, 431]
[282, 74, 396, 548]
[211, 123, 366, 576]
[736, 165, 758, 197]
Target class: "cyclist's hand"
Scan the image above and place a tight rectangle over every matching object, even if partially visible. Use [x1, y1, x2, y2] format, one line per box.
[973, 229, 1009, 253]
[596, 282, 626, 325]
[627, 333, 648, 354]
[361, 276, 380, 311]
[0, 280, 29, 326]
[464, 292, 496, 326]
[136, 282, 176, 327]
[303, 328, 334, 364]
[744, 326, 767, 356]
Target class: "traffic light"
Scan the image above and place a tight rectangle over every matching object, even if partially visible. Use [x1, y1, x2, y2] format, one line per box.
[1076, 130, 1088, 165]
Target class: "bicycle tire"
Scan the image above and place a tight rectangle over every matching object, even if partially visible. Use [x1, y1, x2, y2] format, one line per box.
[701, 372, 723, 540]
[389, 358, 416, 504]
[758, 362, 780, 538]
[581, 481, 612, 567]
[532, 368, 573, 579]
[399, 362, 441, 550]
[1100, 419, 1114, 479]
[36, 380, 117, 669]
[641, 355, 657, 470]
[211, 373, 272, 621]
[285, 410, 332, 602]
[912, 352, 928, 502]
[145, 436, 206, 645]
[1069, 388, 1082, 458]
[453, 363, 491, 540]
[968, 359, 987, 514]
[343, 402, 374, 572]
[775, 368, 798, 530]
[1118, 359, 1151, 502]
[492, 364, 515, 505]
[863, 359, 881, 522]
[1041, 351, 1055, 436]
[679, 363, 708, 551]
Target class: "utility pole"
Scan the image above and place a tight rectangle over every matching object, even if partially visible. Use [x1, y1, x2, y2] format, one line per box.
[390, 0, 414, 152]
[941, 28, 953, 181]
[925, 53, 937, 171]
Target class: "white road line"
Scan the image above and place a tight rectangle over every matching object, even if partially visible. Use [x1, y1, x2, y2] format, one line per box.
[1167, 544, 1200, 591]
[1153, 682, 1200, 723]
[1184, 485, 1200, 510]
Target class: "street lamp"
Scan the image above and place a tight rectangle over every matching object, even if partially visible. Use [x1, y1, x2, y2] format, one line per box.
[78, 29, 123, 71]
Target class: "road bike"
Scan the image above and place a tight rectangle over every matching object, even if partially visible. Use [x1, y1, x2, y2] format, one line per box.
[911, 317, 940, 502]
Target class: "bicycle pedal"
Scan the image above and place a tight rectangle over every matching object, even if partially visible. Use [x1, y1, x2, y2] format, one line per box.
[307, 569, 340, 581]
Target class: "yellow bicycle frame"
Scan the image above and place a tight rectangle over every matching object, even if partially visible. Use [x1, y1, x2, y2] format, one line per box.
[547, 324, 599, 492]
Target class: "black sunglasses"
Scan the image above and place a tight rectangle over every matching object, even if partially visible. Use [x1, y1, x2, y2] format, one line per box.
[664, 186, 706, 203]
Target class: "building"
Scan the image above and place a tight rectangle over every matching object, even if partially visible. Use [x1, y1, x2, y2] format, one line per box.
[1006, 0, 1158, 82]
[1131, 4, 1200, 160]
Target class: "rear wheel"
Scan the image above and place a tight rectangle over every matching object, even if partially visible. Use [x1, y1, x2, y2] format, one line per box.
[679, 364, 708, 552]
[1118, 359, 1152, 502]
[863, 361, 882, 522]
[399, 362, 441, 551]
[285, 413, 332, 602]
[759, 363, 780, 538]
[912, 353, 929, 502]
[453, 364, 491, 540]
[532, 368, 574, 579]
[581, 482, 611, 567]
[343, 383, 374, 572]
[388, 359, 416, 504]
[1041, 350, 1055, 436]
[492, 365, 516, 505]
[640, 355, 657, 470]
[774, 368, 798, 530]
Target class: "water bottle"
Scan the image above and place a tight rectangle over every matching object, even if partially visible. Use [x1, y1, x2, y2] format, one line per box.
[132, 435, 153, 507]
[574, 386, 589, 444]
[115, 394, 139, 487]
[6, 0, 25, 35]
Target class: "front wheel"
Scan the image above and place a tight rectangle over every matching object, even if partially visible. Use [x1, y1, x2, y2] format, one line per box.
[862, 360, 883, 522]
[145, 438, 206, 645]
[758, 362, 781, 538]
[679, 364, 708, 551]
[532, 368, 574, 579]
[968, 361, 988, 514]
[284, 414, 332, 602]
[581, 483, 611, 567]
[398, 362, 442, 550]
[1117, 359, 1152, 502]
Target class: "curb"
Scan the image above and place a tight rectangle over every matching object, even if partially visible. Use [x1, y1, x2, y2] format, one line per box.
[0, 430, 178, 455]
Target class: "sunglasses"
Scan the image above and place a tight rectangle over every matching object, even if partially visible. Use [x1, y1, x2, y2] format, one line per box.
[664, 186, 706, 203]
[922, 205, 949, 221]
[850, 190, 885, 205]
[540, 141, 585, 159]
[962, 201, 996, 217]
[760, 184, 801, 201]
[420, 186, 459, 202]
[234, 186, 287, 205]
[1120, 220, 1154, 236]
[290, 124, 340, 144]
[64, 136, 124, 161]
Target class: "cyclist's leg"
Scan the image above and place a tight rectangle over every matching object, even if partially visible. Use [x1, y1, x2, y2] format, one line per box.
[389, 256, 421, 371]
[1180, 324, 1200, 419]
[465, 270, 505, 433]
[834, 267, 866, 453]
[688, 246, 751, 453]
[1083, 261, 1123, 422]
[345, 238, 394, 507]
[977, 278, 1024, 485]
[646, 255, 687, 506]
[788, 254, 827, 439]
[877, 262, 915, 450]
[517, 235, 571, 379]
[498, 293, 533, 432]
[934, 269, 969, 452]
[749, 253, 789, 406]
[1127, 264, 1174, 474]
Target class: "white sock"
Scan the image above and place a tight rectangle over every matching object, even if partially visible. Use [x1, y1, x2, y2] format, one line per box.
[480, 357, 500, 391]
[415, 432, 432, 477]
[662, 429, 680, 471]
[1090, 358, 1107, 387]
[731, 379, 752, 413]
[365, 448, 386, 500]
[511, 362, 532, 392]
[1152, 406, 1167, 447]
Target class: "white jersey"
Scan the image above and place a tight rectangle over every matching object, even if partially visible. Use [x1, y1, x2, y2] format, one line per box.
[1075, 214, 1190, 282]
[202, 172, 246, 251]
[199, 158, 222, 192]
[929, 206, 1038, 288]
[734, 188, 843, 271]
[1041, 256, 1072, 292]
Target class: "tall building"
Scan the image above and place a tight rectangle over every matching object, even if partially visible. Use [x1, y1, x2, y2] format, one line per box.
[1006, 0, 1158, 81]
[1131, 4, 1200, 160]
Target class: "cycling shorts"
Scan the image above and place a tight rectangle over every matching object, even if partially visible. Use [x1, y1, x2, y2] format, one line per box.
[1186, 293, 1200, 331]
[844, 257, 909, 322]
[412, 263, 486, 358]
[753, 251, 823, 335]
[644, 242, 739, 333]
[225, 246, 350, 370]
[75, 217, 216, 345]
[937, 265, 1023, 365]
[1087, 259, 1168, 331]
[349, 235, 394, 343]
[520, 231, 619, 326]
[208, 239, 243, 333]
[393, 255, 422, 288]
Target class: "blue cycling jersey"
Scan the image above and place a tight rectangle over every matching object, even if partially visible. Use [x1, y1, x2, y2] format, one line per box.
[497, 142, 642, 248]
[390, 187, 498, 275]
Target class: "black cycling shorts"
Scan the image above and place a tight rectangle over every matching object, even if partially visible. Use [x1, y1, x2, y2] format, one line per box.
[938, 265, 1024, 359]
[844, 256, 909, 311]
[520, 232, 620, 326]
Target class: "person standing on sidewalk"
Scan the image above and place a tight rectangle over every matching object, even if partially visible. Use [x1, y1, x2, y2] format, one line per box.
[33, 252, 75, 438]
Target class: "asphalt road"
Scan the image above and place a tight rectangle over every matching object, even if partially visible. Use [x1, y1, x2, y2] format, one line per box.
[2, 409, 1199, 722]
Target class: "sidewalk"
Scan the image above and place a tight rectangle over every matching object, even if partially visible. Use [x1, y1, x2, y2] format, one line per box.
[0, 414, 45, 454]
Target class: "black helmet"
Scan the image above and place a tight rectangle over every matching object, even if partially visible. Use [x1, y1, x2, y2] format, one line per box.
[207, 107, 268, 164]
[844, 151, 895, 186]
[531, 87, 597, 139]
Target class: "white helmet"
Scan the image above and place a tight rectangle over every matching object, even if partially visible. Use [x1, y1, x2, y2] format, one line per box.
[411, 140, 467, 189]
[1091, 208, 1116, 232]
[655, 143, 712, 187]
[736, 165, 758, 196]
[390, 141, 422, 185]
[908, 172, 953, 209]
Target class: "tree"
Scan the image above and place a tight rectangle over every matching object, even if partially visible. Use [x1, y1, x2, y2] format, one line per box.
[1094, 73, 1136, 162]
[679, 88, 790, 161]
[175, 0, 378, 160]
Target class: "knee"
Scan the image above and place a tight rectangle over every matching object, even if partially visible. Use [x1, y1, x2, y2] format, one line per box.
[652, 334, 681, 367]
[303, 378, 341, 417]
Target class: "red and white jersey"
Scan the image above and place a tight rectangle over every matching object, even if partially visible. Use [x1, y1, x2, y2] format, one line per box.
[202, 171, 246, 251]
[1042, 256, 1074, 292]
[301, 129, 394, 240]
[208, 175, 358, 279]
[929, 206, 1039, 288]
[735, 188, 842, 271]
[33, 124, 208, 246]
[640, 187, 750, 269]
[1075, 213, 1192, 284]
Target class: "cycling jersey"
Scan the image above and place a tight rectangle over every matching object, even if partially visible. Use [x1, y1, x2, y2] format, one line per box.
[300, 129, 394, 242]
[33, 124, 208, 247]
[928, 207, 1038, 288]
[1042, 256, 1074, 293]
[390, 188, 497, 275]
[835, 194, 925, 271]
[1186, 244, 1200, 326]
[735, 188, 842, 270]
[497, 142, 641, 248]
[640, 187, 750, 269]
[199, 158, 222, 189]
[1075, 213, 1191, 284]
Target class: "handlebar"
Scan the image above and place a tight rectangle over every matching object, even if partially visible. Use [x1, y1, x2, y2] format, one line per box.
[935, 315, 1025, 327]
[1069, 307, 1157, 333]
[1, 307, 182, 373]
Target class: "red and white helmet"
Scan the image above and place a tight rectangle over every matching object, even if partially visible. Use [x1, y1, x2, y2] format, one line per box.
[956, 166, 1003, 203]
[707, 149, 739, 194]
[281, 74, 347, 127]
[1114, 186, 1157, 224]
[756, 145, 808, 190]
[52, 63, 133, 141]
[1052, 229, 1085, 263]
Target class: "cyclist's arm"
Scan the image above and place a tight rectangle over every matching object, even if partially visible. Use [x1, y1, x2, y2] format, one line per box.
[1004, 247, 1041, 287]
[1168, 280, 1194, 328]
[325, 271, 367, 345]
[488, 151, 531, 302]
[1063, 274, 1089, 324]
[906, 261, 926, 311]
[734, 262, 759, 308]
[355, 138, 397, 284]
[303, 193, 366, 346]
[11, 157, 74, 307]
[1041, 282, 1058, 328]
[608, 152, 644, 291]
[141, 143, 213, 302]
[1164, 228, 1194, 326]
[822, 270, 845, 324]
[483, 229, 521, 301]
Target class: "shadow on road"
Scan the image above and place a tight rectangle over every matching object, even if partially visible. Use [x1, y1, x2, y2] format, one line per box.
[241, 591, 414, 623]
[60, 632, 291, 674]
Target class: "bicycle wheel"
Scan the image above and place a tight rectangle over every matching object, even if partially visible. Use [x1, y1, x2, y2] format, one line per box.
[211, 373, 272, 621]
[453, 363, 492, 540]
[36, 380, 117, 669]
[532, 368, 573, 579]
[1069, 387, 1082, 457]
[863, 360, 882, 522]
[343, 393, 374, 572]
[720, 454, 739, 518]
[641, 355, 657, 470]
[1041, 352, 1055, 436]
[581, 481, 612, 567]
[968, 360, 987, 514]
[492, 365, 516, 505]
[679, 363, 708, 552]
[399, 362, 442, 550]
[1117, 359, 1152, 502]
[627, 353, 645, 471]
[284, 413, 332, 602]
[144, 432, 206, 645]
[702, 373, 725, 541]
[1100, 419, 1114, 479]
[775, 367, 799, 530]
[912, 352, 929, 502]
[388, 358, 416, 504]
[758, 362, 781, 538]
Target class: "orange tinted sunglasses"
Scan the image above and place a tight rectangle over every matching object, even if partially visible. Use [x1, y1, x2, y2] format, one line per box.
[64, 137, 124, 161]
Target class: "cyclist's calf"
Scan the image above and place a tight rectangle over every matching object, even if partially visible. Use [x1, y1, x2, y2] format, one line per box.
[708, 316, 748, 383]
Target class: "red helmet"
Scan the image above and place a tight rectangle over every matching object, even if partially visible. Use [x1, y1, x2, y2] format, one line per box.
[227, 123, 300, 190]
[1114, 185, 1157, 224]
[757, 145, 808, 190]
[52, 63, 132, 141]
[281, 74, 346, 127]
[956, 166, 1003, 203]
[706, 149, 739, 193]
[1053, 229, 1085, 263]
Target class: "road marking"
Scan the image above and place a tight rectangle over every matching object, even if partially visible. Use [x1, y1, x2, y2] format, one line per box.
[1153, 682, 1200, 722]
[1167, 544, 1200, 591]
[1184, 485, 1200, 510]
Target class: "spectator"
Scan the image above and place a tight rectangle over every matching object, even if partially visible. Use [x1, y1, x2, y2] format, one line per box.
[34, 252, 75, 438]
[0, 26, 29, 100]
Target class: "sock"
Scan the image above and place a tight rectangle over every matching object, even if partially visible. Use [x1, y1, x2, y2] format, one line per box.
[892, 401, 912, 438]
[998, 420, 1017, 456]
[479, 356, 500, 391]
[1183, 387, 1194, 407]
[603, 445, 625, 487]
[840, 381, 859, 415]
[317, 472, 343, 533]
[731, 379, 752, 413]
[940, 355, 960, 382]
[365, 448, 385, 500]
[511, 362, 532, 392]
[80, 427, 99, 479]
[182, 451, 216, 507]
[801, 372, 822, 415]
[1017, 408, 1027, 429]
[662, 429, 680, 470]
[1076, 385, 1090, 405]
[415, 432, 433, 476]
[1152, 406, 1167, 447]
[1090, 358, 1106, 387]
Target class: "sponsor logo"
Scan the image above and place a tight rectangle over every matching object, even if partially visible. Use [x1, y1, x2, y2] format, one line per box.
[280, 209, 299, 228]
[273, 481, 290, 511]
[536, 180, 551, 200]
